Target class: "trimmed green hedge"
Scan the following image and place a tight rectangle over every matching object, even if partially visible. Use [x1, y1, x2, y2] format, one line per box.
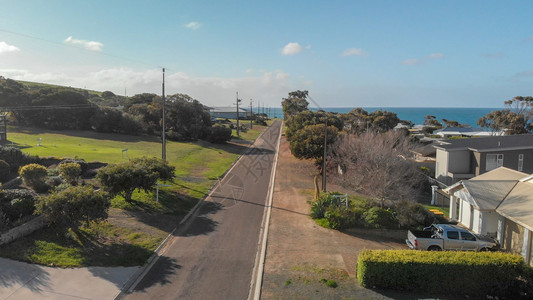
[357, 250, 524, 296]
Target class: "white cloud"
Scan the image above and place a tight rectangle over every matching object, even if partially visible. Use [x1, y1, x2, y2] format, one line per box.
[0, 67, 294, 107]
[427, 53, 444, 59]
[0, 41, 20, 54]
[282, 42, 303, 55]
[401, 58, 420, 65]
[246, 68, 254, 74]
[64, 36, 103, 51]
[341, 48, 365, 57]
[185, 22, 202, 30]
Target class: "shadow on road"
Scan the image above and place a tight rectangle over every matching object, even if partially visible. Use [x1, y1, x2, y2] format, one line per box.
[175, 202, 222, 237]
[130, 256, 182, 291]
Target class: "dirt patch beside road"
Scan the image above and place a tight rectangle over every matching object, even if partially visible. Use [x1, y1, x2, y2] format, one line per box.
[261, 136, 407, 299]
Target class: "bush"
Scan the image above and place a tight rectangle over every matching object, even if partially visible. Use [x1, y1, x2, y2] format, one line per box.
[0, 146, 38, 171]
[0, 159, 10, 181]
[363, 207, 398, 229]
[324, 206, 356, 230]
[310, 192, 345, 219]
[205, 126, 232, 143]
[35, 185, 110, 231]
[357, 250, 525, 297]
[58, 162, 82, 185]
[395, 200, 435, 228]
[45, 176, 64, 187]
[59, 159, 88, 174]
[0, 189, 37, 220]
[19, 163, 48, 190]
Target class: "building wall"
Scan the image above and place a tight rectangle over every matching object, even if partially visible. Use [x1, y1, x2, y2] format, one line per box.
[477, 149, 533, 175]
[484, 211, 500, 237]
[435, 149, 449, 184]
[503, 219, 525, 254]
[459, 200, 472, 229]
[473, 209, 481, 233]
[448, 150, 471, 174]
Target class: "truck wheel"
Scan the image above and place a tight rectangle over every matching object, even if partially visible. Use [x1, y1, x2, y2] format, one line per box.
[479, 247, 489, 252]
[428, 246, 441, 251]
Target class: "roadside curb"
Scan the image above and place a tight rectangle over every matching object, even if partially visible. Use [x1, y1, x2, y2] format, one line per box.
[250, 122, 282, 300]
[114, 123, 275, 300]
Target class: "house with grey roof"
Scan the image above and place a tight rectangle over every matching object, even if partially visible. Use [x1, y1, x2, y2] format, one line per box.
[433, 126, 500, 138]
[209, 106, 251, 119]
[446, 167, 533, 265]
[434, 134, 533, 185]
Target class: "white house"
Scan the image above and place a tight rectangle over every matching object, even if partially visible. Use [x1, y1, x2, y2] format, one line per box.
[446, 167, 533, 265]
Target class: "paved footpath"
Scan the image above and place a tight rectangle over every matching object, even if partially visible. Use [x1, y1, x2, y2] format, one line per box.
[122, 121, 282, 300]
[0, 257, 137, 299]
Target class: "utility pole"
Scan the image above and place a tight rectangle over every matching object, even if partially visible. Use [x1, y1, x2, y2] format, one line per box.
[322, 115, 328, 191]
[250, 99, 253, 129]
[162, 68, 166, 161]
[235, 92, 241, 136]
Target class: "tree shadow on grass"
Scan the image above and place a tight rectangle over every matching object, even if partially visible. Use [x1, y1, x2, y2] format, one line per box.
[8, 126, 161, 143]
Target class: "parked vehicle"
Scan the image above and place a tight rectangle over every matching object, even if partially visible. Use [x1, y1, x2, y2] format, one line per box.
[406, 224, 498, 251]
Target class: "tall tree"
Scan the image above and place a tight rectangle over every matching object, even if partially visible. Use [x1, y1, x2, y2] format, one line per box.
[331, 131, 424, 208]
[477, 96, 532, 134]
[281, 90, 309, 120]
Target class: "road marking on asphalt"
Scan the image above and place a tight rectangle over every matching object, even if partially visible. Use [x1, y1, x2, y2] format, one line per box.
[249, 121, 282, 300]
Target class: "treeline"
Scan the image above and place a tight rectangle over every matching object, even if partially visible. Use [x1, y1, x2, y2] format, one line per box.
[0, 77, 229, 142]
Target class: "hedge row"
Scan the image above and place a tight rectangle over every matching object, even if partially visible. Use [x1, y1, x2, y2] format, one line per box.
[357, 250, 525, 297]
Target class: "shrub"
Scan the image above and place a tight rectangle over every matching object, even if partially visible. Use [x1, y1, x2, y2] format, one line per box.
[0, 146, 38, 171]
[324, 206, 356, 230]
[45, 176, 64, 187]
[310, 192, 345, 219]
[363, 207, 398, 229]
[0, 159, 10, 181]
[58, 162, 82, 185]
[35, 185, 110, 231]
[0, 189, 37, 220]
[395, 200, 435, 228]
[19, 163, 48, 190]
[59, 159, 88, 174]
[205, 126, 232, 143]
[357, 250, 524, 297]
[97, 157, 175, 202]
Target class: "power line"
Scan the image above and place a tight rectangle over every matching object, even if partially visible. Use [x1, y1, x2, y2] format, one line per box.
[0, 28, 161, 69]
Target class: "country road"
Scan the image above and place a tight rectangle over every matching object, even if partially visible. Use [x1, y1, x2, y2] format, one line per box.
[121, 120, 282, 300]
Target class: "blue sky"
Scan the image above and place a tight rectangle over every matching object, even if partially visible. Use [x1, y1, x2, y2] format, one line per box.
[0, 0, 532, 108]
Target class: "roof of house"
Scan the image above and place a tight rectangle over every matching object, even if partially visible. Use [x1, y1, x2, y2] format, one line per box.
[450, 167, 528, 210]
[470, 167, 528, 181]
[434, 134, 533, 152]
[210, 106, 249, 113]
[497, 181, 533, 231]
[459, 180, 518, 210]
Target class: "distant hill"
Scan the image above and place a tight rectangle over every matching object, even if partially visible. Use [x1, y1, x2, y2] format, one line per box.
[16, 80, 103, 97]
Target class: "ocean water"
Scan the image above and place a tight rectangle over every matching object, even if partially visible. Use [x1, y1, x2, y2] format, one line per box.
[255, 107, 502, 128]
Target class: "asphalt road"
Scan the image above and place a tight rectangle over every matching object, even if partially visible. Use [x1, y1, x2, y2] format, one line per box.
[122, 120, 281, 300]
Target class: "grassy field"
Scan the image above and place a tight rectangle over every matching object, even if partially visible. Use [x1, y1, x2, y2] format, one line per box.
[0, 123, 271, 267]
[422, 204, 450, 218]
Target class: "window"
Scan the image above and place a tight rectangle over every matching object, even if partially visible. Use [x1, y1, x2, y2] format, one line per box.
[518, 154, 524, 172]
[447, 231, 459, 240]
[486, 154, 504, 171]
[461, 232, 476, 241]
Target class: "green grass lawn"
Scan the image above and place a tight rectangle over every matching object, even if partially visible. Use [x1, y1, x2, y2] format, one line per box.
[1, 124, 270, 267]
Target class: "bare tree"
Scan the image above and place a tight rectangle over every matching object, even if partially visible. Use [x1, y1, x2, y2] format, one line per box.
[330, 130, 424, 208]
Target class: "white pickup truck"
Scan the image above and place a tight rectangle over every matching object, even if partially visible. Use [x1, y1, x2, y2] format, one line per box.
[406, 224, 498, 252]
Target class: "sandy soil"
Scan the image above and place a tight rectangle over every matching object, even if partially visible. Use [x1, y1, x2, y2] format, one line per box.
[261, 135, 408, 299]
